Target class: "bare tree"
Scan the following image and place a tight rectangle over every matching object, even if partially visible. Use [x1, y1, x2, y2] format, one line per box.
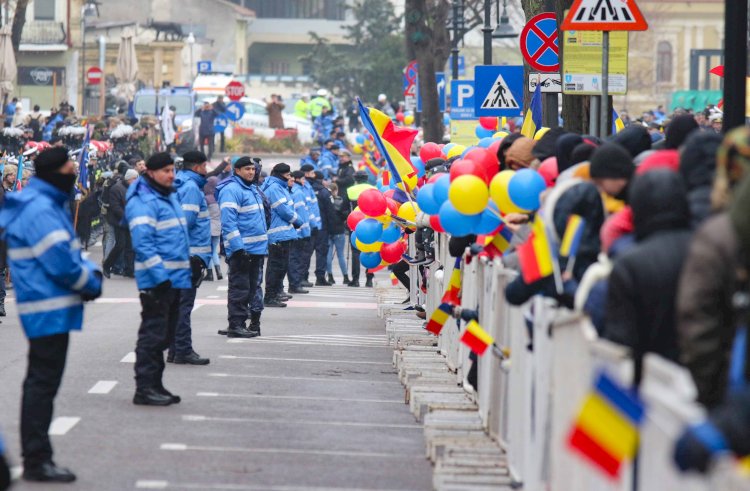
[8, 0, 30, 54]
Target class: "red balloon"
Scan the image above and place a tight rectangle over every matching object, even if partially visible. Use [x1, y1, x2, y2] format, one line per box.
[428, 172, 447, 184]
[488, 139, 503, 160]
[347, 210, 366, 231]
[383, 189, 397, 199]
[385, 198, 400, 217]
[380, 241, 407, 263]
[419, 142, 443, 162]
[464, 148, 499, 182]
[538, 157, 559, 188]
[358, 189, 387, 217]
[479, 116, 498, 131]
[429, 214, 445, 233]
[396, 112, 405, 122]
[450, 159, 488, 183]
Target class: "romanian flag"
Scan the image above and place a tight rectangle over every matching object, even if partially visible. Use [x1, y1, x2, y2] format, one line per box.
[559, 215, 586, 258]
[357, 98, 418, 191]
[461, 320, 494, 356]
[442, 258, 462, 304]
[426, 303, 453, 335]
[612, 109, 625, 134]
[520, 81, 542, 139]
[568, 371, 645, 478]
[484, 226, 514, 258]
[517, 215, 555, 284]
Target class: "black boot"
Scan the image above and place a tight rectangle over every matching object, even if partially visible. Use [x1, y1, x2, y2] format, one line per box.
[349, 280, 360, 287]
[365, 277, 374, 288]
[173, 350, 210, 365]
[0, 303, 6, 316]
[204, 268, 214, 282]
[215, 265, 223, 280]
[326, 273, 335, 285]
[343, 275, 351, 285]
[249, 312, 261, 336]
[315, 276, 331, 286]
[22, 462, 76, 483]
[133, 387, 173, 406]
[227, 326, 259, 338]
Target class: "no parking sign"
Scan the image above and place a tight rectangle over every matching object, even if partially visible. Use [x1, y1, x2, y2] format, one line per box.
[520, 13, 560, 73]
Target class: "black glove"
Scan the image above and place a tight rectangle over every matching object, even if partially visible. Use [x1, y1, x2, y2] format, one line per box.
[81, 271, 103, 302]
[292, 221, 302, 230]
[673, 422, 727, 473]
[190, 256, 207, 288]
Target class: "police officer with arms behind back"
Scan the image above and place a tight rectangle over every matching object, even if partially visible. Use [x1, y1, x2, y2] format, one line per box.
[0, 146, 103, 483]
[126, 152, 191, 406]
[288, 170, 311, 294]
[167, 150, 212, 365]
[217, 156, 269, 337]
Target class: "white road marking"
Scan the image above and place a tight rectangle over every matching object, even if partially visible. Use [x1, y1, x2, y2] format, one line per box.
[135, 481, 168, 489]
[48, 417, 80, 435]
[207, 373, 401, 385]
[10, 466, 22, 480]
[206, 295, 220, 299]
[217, 286, 228, 291]
[160, 443, 187, 451]
[88, 380, 118, 394]
[120, 352, 136, 363]
[219, 355, 391, 365]
[192, 304, 203, 313]
[137, 482, 418, 491]
[196, 392, 402, 404]
[181, 414, 420, 429]
[159, 443, 424, 460]
[227, 339, 387, 348]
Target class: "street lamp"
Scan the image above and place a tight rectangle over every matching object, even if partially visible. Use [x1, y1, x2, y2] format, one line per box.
[80, 0, 99, 114]
[483, 0, 518, 65]
[187, 32, 195, 81]
[449, 0, 466, 79]
[493, 0, 518, 39]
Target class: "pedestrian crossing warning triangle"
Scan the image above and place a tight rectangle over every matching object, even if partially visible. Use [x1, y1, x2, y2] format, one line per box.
[480, 74, 520, 110]
[561, 0, 648, 31]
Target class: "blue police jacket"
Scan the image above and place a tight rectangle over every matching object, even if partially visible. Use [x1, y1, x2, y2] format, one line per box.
[174, 170, 211, 267]
[216, 175, 269, 258]
[0, 178, 102, 339]
[260, 176, 303, 244]
[319, 149, 339, 179]
[299, 155, 319, 170]
[302, 181, 321, 230]
[290, 182, 311, 239]
[126, 177, 191, 290]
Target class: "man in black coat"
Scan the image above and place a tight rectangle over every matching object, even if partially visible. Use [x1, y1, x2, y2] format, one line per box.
[335, 151, 355, 207]
[603, 170, 693, 383]
[102, 169, 138, 277]
[308, 169, 334, 285]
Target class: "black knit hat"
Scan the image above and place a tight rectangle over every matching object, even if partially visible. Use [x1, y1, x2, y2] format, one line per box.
[272, 163, 291, 175]
[182, 150, 208, 165]
[300, 164, 315, 172]
[291, 170, 305, 179]
[590, 143, 635, 179]
[234, 156, 254, 169]
[146, 152, 174, 170]
[665, 115, 699, 150]
[34, 147, 70, 175]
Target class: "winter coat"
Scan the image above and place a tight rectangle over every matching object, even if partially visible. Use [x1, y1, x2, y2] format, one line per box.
[304, 180, 322, 231]
[106, 179, 129, 227]
[679, 132, 722, 228]
[204, 176, 221, 236]
[260, 176, 303, 244]
[195, 108, 218, 137]
[319, 149, 339, 179]
[330, 195, 349, 235]
[300, 155, 319, 170]
[290, 182, 311, 239]
[216, 175, 268, 258]
[0, 178, 102, 339]
[125, 177, 191, 290]
[174, 170, 212, 267]
[266, 101, 285, 129]
[310, 179, 332, 232]
[337, 165, 355, 202]
[603, 170, 693, 383]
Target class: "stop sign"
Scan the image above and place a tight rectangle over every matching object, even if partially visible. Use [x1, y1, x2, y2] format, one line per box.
[86, 66, 103, 85]
[225, 80, 245, 101]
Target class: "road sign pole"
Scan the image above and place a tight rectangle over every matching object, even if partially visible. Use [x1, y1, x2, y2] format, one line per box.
[482, 0, 492, 65]
[723, 0, 747, 132]
[590, 96, 600, 136]
[599, 31, 610, 138]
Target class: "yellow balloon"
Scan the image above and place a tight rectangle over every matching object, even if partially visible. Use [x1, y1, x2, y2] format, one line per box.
[449, 175, 489, 215]
[492, 131, 509, 140]
[375, 213, 392, 226]
[404, 114, 415, 125]
[352, 144, 363, 154]
[490, 170, 530, 214]
[446, 144, 466, 159]
[397, 202, 420, 223]
[356, 239, 382, 253]
[534, 127, 550, 140]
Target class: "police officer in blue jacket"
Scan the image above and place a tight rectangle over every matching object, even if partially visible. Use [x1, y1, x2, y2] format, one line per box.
[126, 152, 191, 406]
[299, 147, 320, 170]
[167, 150, 212, 365]
[287, 170, 311, 294]
[0, 147, 102, 483]
[300, 164, 321, 287]
[319, 141, 340, 179]
[261, 163, 304, 307]
[217, 156, 269, 337]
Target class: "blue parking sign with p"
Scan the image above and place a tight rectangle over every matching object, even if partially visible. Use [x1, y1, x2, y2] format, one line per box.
[450, 80, 475, 120]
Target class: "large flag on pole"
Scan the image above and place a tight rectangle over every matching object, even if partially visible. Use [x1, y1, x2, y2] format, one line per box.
[357, 98, 418, 191]
[520, 82, 542, 139]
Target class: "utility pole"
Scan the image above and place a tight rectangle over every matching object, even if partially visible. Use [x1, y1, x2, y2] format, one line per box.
[450, 0, 464, 80]
[723, 0, 748, 132]
[482, 0, 492, 65]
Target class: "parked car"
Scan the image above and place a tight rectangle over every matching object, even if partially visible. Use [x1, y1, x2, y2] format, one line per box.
[133, 87, 196, 152]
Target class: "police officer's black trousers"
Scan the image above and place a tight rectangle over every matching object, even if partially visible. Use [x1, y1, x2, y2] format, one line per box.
[228, 253, 263, 330]
[265, 240, 291, 300]
[135, 289, 180, 391]
[169, 288, 197, 357]
[313, 229, 329, 280]
[303, 231, 316, 282]
[103, 226, 134, 276]
[288, 238, 308, 289]
[390, 260, 410, 291]
[21, 333, 69, 468]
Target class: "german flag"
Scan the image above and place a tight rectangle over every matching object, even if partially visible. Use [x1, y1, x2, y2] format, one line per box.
[441, 258, 462, 304]
[460, 320, 494, 355]
[426, 303, 453, 335]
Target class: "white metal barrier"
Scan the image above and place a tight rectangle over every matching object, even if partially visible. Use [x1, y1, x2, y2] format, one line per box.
[417, 244, 750, 490]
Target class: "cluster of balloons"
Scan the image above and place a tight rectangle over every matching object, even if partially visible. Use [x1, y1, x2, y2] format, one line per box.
[396, 112, 416, 126]
[347, 188, 418, 269]
[415, 143, 548, 237]
[352, 134, 375, 155]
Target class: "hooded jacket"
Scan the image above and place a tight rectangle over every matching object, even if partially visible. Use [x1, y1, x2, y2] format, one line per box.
[125, 177, 191, 290]
[174, 169, 212, 267]
[603, 170, 692, 382]
[216, 175, 268, 257]
[680, 132, 722, 228]
[261, 175, 303, 243]
[0, 178, 102, 339]
[555, 133, 583, 174]
[289, 181, 311, 239]
[609, 125, 652, 159]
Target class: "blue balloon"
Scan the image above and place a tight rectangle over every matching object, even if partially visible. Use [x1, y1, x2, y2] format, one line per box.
[443, 143, 456, 156]
[438, 201, 481, 237]
[381, 224, 402, 244]
[478, 137, 495, 148]
[356, 134, 366, 145]
[475, 202, 503, 235]
[411, 157, 426, 178]
[350, 231, 358, 248]
[475, 126, 495, 139]
[361, 252, 382, 269]
[443, 113, 451, 125]
[355, 218, 383, 245]
[433, 174, 451, 205]
[416, 183, 441, 215]
[508, 169, 547, 211]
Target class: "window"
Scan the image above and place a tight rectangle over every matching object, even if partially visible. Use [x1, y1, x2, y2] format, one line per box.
[244, 0, 346, 20]
[34, 0, 56, 20]
[656, 41, 673, 83]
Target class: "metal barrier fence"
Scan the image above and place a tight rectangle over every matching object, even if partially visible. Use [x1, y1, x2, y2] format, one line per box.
[416, 240, 750, 490]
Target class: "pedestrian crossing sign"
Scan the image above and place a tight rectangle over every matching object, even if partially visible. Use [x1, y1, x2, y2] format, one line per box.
[561, 0, 648, 31]
[474, 65, 524, 117]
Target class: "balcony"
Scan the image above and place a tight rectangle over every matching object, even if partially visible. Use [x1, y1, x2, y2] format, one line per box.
[20, 21, 67, 49]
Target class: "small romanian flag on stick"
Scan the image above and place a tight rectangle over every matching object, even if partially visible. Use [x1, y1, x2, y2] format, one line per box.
[426, 303, 453, 335]
[568, 371, 645, 479]
[559, 215, 586, 258]
[460, 320, 494, 356]
[517, 215, 555, 284]
[441, 257, 462, 304]
[484, 226, 514, 258]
